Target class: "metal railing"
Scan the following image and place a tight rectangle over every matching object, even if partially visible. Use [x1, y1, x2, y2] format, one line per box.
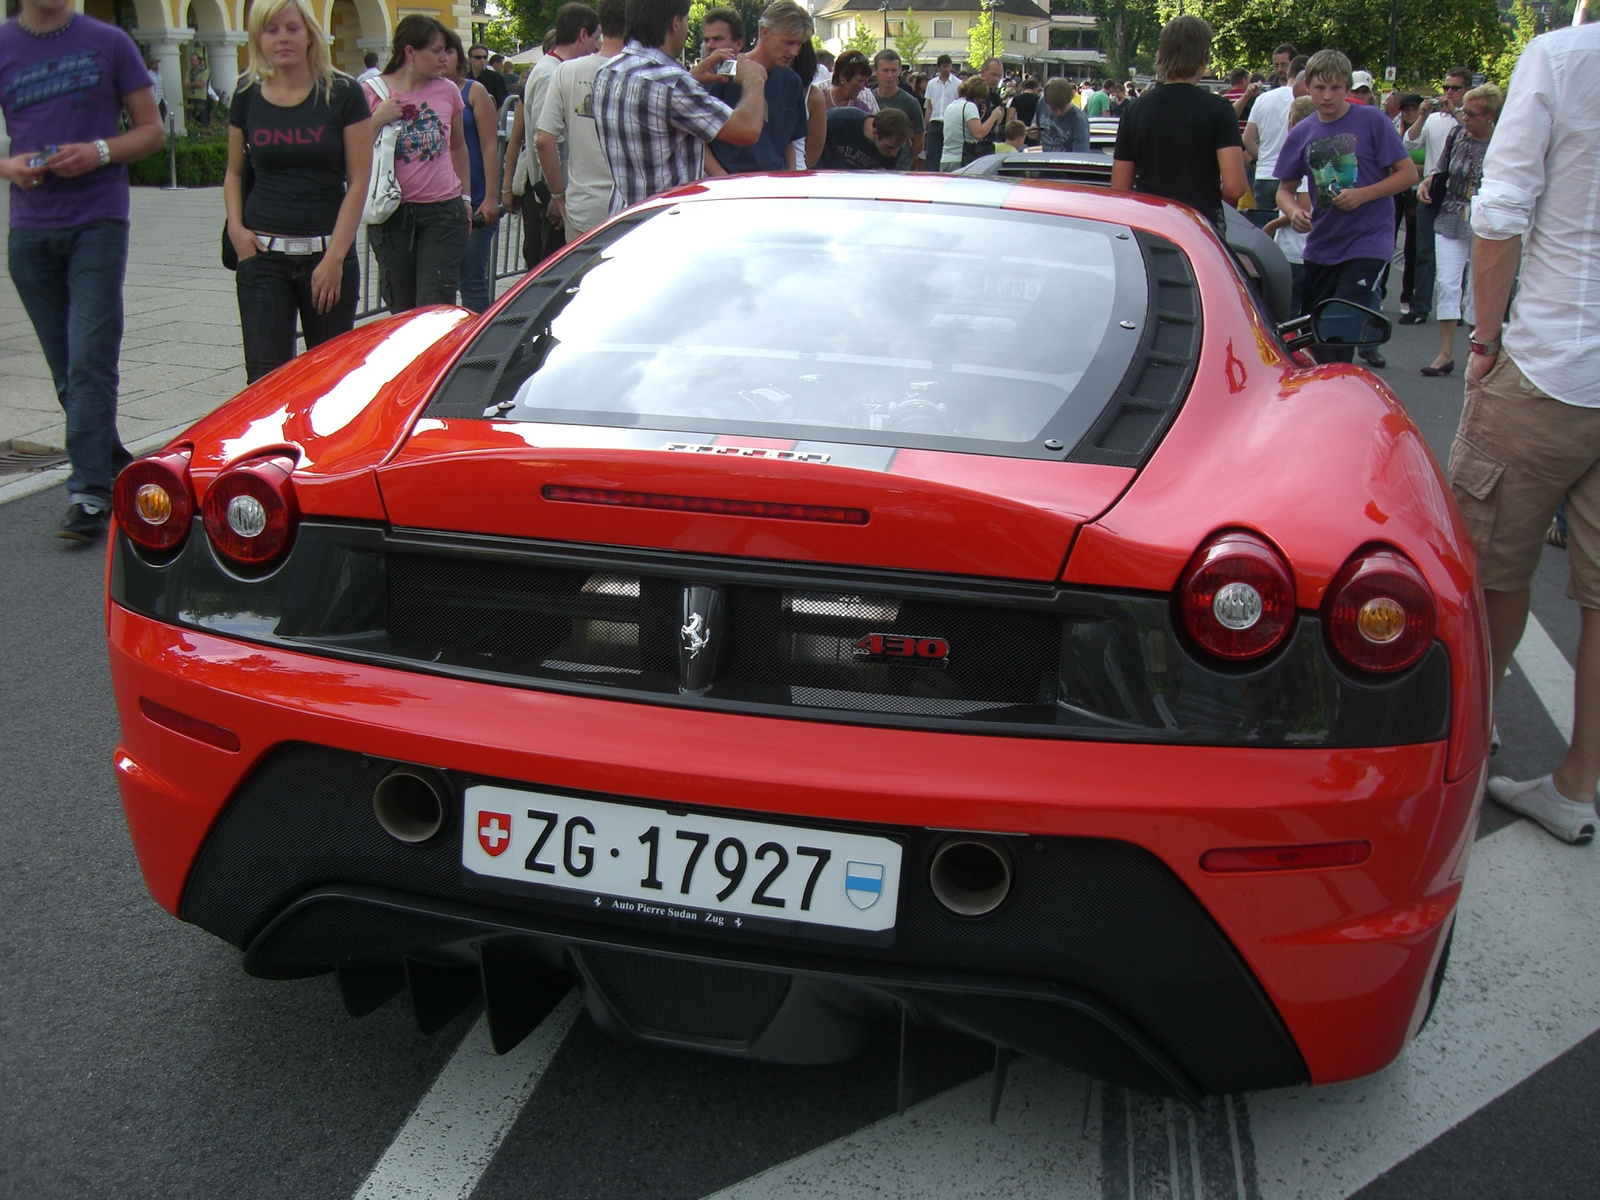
[353, 130, 528, 321]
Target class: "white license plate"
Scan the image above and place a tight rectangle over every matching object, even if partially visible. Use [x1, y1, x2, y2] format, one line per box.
[462, 784, 902, 934]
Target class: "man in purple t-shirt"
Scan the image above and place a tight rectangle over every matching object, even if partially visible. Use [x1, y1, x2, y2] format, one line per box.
[0, 0, 162, 541]
[1274, 48, 1417, 364]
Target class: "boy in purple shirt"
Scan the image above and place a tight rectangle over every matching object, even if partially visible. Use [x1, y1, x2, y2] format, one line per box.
[0, 0, 163, 541]
[1274, 48, 1416, 364]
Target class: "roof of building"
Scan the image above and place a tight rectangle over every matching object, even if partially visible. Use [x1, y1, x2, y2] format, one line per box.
[816, 0, 1051, 20]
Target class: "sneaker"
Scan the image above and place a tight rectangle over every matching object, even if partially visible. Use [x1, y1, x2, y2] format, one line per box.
[1398, 312, 1427, 325]
[1546, 518, 1567, 549]
[56, 502, 109, 544]
[1486, 775, 1598, 845]
[1360, 348, 1387, 368]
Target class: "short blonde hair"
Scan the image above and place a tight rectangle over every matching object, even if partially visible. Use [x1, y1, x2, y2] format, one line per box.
[1288, 95, 1315, 125]
[245, 0, 335, 99]
[1464, 81, 1504, 121]
[1304, 48, 1352, 88]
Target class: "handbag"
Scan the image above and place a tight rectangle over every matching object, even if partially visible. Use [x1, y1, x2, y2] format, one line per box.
[362, 77, 403, 226]
[1425, 126, 1459, 215]
[220, 86, 255, 271]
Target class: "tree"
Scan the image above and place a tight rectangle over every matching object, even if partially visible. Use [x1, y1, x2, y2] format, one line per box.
[1087, 0, 1161, 82]
[1488, 0, 1536, 88]
[895, 10, 929, 66]
[847, 19, 881, 56]
[967, 10, 999, 70]
[1152, 0, 1504, 89]
[481, 16, 521, 55]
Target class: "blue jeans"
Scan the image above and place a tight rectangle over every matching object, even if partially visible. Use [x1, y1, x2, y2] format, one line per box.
[460, 222, 496, 313]
[8, 220, 131, 510]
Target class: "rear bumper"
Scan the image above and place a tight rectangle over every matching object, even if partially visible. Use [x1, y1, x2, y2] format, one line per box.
[109, 604, 1481, 1091]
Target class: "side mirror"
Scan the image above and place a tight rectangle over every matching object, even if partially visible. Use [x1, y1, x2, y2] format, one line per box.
[1311, 298, 1391, 348]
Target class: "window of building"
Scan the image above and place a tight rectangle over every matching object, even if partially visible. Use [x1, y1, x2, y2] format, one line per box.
[888, 18, 904, 34]
[932, 18, 952, 36]
[1008, 22, 1018, 40]
[1027, 26, 1038, 43]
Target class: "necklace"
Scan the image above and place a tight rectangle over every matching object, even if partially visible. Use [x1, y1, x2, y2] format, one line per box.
[17, 11, 74, 37]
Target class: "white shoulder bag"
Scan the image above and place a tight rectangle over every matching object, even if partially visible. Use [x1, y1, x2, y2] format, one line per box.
[363, 77, 403, 225]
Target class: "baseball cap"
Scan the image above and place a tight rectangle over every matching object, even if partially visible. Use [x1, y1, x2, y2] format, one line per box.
[1351, 70, 1374, 90]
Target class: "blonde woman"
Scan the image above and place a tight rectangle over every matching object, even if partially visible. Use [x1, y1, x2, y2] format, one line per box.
[225, 0, 372, 382]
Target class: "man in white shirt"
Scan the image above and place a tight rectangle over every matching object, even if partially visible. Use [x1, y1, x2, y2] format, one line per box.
[1398, 66, 1469, 323]
[537, 0, 623, 239]
[923, 54, 961, 172]
[1243, 54, 1305, 227]
[503, 3, 601, 268]
[1451, 21, 1600, 846]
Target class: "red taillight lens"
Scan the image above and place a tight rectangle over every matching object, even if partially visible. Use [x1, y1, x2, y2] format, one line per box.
[1200, 840, 1371, 873]
[112, 451, 194, 552]
[1325, 549, 1436, 672]
[1177, 531, 1296, 660]
[138, 696, 241, 752]
[201, 455, 299, 567]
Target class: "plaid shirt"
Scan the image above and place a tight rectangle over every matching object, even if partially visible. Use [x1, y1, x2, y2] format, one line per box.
[593, 42, 733, 213]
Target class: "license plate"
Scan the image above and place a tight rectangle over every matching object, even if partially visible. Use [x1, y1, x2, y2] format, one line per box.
[462, 784, 901, 934]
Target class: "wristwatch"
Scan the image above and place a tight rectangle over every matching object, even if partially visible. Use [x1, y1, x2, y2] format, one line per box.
[1469, 332, 1502, 356]
[94, 138, 110, 167]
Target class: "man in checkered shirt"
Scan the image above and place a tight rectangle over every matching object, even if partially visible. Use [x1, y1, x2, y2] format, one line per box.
[594, 0, 768, 212]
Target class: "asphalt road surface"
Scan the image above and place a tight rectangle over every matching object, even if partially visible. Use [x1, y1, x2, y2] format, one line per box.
[2, 315, 1597, 1200]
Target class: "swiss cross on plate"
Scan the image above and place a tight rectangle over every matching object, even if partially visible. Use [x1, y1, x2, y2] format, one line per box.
[477, 811, 512, 857]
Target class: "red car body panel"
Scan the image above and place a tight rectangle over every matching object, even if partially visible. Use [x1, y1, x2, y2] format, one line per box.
[109, 605, 1474, 1085]
[106, 172, 1491, 1093]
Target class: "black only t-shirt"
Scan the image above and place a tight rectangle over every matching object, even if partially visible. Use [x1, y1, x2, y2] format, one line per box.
[1010, 91, 1040, 127]
[974, 92, 1007, 154]
[817, 107, 896, 170]
[1112, 81, 1243, 228]
[475, 67, 508, 108]
[230, 73, 371, 237]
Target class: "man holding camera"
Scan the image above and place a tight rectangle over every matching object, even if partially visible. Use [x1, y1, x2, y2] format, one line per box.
[593, 0, 767, 211]
[706, 1, 814, 173]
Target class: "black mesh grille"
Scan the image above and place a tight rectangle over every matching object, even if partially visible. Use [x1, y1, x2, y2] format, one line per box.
[578, 946, 793, 1042]
[382, 554, 1063, 722]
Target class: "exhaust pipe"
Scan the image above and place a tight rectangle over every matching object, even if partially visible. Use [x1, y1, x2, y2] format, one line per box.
[373, 768, 448, 844]
[928, 837, 1012, 916]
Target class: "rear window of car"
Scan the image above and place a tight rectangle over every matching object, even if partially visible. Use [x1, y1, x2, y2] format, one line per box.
[431, 197, 1157, 459]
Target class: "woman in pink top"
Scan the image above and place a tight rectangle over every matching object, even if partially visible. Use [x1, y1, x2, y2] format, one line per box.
[361, 14, 471, 312]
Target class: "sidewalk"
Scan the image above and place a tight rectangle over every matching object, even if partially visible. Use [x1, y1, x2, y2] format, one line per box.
[0, 186, 249, 468]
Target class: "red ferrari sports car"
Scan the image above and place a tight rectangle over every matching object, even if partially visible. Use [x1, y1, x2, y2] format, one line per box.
[107, 172, 1489, 1105]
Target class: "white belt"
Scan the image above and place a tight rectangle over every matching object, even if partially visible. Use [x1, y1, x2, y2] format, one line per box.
[254, 235, 329, 255]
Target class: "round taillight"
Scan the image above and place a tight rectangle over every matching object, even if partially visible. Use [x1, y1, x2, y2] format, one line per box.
[1325, 549, 1435, 672]
[201, 455, 299, 567]
[1177, 531, 1296, 660]
[112, 452, 194, 552]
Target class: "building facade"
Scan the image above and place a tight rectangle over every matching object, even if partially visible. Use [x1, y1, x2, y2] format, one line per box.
[66, 0, 468, 134]
[812, 0, 1051, 70]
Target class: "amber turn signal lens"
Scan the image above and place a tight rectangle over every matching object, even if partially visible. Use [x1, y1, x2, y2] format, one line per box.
[135, 482, 172, 525]
[1356, 596, 1406, 644]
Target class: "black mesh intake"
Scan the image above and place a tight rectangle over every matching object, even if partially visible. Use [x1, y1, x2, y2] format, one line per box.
[577, 946, 793, 1044]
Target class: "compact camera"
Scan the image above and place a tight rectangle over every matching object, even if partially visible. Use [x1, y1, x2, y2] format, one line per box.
[715, 59, 739, 76]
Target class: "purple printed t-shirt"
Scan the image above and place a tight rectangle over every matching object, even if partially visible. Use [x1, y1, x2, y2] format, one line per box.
[0, 15, 151, 230]
[1274, 101, 1408, 265]
[362, 75, 464, 205]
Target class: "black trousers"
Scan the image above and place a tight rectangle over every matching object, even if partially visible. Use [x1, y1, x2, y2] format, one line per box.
[368, 199, 470, 314]
[518, 184, 566, 271]
[1302, 257, 1387, 364]
[234, 247, 359, 384]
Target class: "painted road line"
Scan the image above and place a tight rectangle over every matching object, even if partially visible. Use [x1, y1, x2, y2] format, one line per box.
[705, 818, 1600, 1200]
[353, 991, 580, 1200]
[1512, 612, 1575, 742]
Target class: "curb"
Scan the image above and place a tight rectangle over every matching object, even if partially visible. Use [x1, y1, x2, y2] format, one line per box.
[0, 422, 190, 509]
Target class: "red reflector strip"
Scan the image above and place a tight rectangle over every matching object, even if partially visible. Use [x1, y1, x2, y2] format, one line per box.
[138, 697, 241, 752]
[1200, 840, 1371, 873]
[542, 485, 869, 525]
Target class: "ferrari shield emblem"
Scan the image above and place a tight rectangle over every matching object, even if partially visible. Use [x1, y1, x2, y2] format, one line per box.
[477, 811, 512, 857]
[844, 861, 885, 910]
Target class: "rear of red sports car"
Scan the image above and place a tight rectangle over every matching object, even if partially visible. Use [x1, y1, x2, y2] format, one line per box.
[106, 174, 1489, 1103]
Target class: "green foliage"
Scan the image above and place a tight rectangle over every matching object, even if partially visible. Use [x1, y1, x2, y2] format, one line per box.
[967, 10, 1000, 69]
[1488, 0, 1536, 88]
[895, 10, 929, 65]
[503, 0, 565, 50]
[1151, 0, 1505, 87]
[481, 16, 522, 55]
[129, 140, 228, 187]
[1088, 0, 1161, 82]
[686, 0, 769, 58]
[846, 19, 882, 57]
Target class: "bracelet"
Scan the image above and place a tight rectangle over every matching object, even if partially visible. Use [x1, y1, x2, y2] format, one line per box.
[94, 138, 110, 167]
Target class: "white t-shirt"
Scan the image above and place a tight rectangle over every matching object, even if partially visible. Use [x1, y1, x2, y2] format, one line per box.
[1274, 179, 1311, 265]
[515, 51, 564, 192]
[941, 99, 977, 164]
[538, 51, 615, 238]
[1248, 84, 1294, 178]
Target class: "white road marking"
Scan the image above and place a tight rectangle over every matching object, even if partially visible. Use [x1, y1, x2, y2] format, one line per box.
[1512, 612, 1575, 742]
[353, 991, 579, 1200]
[702, 819, 1600, 1200]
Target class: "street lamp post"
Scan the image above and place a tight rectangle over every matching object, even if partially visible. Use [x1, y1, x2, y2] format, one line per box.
[982, 0, 996, 63]
[880, 0, 890, 53]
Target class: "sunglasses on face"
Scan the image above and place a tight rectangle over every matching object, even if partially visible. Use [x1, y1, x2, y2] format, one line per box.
[1444, 84, 1465, 91]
